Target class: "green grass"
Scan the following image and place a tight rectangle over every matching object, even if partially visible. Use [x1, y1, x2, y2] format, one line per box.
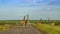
[0, 25, 11, 31]
[0, 20, 21, 31]
[0, 20, 60, 33]
[0, 20, 20, 25]
[32, 24, 60, 34]
[31, 20, 60, 26]
[31, 20, 60, 34]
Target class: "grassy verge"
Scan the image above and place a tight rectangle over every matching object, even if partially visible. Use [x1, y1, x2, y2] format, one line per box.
[0, 20, 20, 31]
[0, 25, 12, 31]
[32, 23, 60, 34]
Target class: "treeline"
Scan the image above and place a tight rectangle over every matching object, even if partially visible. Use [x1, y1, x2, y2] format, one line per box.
[30, 20, 60, 26]
[0, 20, 20, 25]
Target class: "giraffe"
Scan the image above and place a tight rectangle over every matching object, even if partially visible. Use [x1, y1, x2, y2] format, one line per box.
[25, 15, 29, 27]
[20, 15, 29, 28]
[20, 16, 25, 28]
[51, 20, 56, 26]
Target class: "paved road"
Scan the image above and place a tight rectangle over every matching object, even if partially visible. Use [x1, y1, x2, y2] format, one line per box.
[0, 24, 44, 34]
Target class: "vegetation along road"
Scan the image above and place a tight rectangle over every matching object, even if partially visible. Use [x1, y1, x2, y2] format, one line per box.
[0, 24, 45, 34]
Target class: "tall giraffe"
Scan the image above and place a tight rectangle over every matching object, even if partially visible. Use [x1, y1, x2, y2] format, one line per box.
[25, 15, 29, 27]
[20, 15, 29, 28]
[20, 16, 26, 27]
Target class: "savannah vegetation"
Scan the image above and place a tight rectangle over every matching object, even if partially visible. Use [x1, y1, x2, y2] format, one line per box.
[0, 20, 60, 34]
[31, 20, 60, 34]
[0, 20, 20, 31]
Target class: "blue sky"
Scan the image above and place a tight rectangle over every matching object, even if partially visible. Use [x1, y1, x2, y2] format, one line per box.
[0, 0, 60, 20]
